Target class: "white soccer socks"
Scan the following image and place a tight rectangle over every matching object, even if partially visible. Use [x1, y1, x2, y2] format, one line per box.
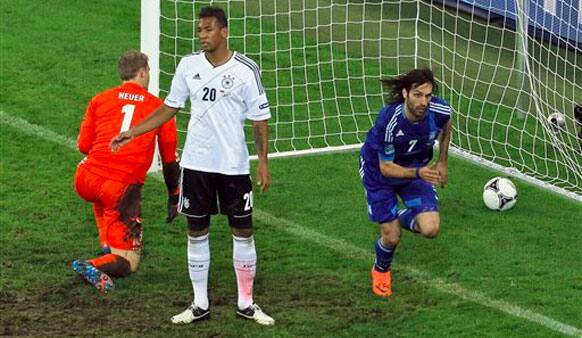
[187, 234, 210, 310]
[178, 234, 272, 326]
[232, 235, 257, 310]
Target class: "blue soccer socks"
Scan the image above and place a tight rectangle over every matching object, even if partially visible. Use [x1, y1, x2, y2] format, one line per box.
[374, 237, 395, 273]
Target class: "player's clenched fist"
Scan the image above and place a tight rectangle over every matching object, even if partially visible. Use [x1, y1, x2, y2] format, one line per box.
[418, 166, 442, 186]
[110, 131, 134, 152]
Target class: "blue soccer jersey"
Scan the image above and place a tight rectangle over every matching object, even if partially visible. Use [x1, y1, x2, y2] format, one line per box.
[359, 96, 451, 223]
[360, 96, 451, 184]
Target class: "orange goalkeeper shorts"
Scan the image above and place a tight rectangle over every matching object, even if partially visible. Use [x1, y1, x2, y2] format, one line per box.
[74, 162, 143, 251]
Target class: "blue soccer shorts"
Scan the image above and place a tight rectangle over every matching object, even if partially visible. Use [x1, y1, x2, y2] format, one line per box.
[363, 178, 439, 224]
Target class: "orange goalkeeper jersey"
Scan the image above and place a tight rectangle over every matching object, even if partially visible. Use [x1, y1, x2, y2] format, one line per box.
[77, 82, 177, 184]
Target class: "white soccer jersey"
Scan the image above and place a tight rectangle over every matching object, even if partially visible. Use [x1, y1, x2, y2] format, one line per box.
[164, 51, 271, 175]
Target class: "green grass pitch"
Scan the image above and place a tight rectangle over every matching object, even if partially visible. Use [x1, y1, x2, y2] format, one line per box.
[1, 1, 581, 337]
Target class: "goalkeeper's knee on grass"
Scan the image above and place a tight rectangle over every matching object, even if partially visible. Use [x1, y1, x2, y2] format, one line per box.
[89, 253, 132, 277]
[110, 248, 141, 273]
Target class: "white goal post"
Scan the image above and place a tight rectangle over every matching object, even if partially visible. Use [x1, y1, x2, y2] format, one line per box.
[141, 0, 582, 202]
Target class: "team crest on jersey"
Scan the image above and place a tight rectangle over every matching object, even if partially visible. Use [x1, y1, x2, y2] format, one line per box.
[222, 75, 234, 89]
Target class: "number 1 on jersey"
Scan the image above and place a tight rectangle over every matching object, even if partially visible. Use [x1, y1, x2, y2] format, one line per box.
[120, 104, 136, 132]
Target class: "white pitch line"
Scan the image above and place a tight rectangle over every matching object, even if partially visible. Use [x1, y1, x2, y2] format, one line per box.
[0, 111, 78, 150]
[2, 111, 580, 337]
[255, 209, 582, 337]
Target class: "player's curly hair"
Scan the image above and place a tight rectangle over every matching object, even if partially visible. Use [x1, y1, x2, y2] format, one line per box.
[381, 68, 437, 104]
[117, 51, 148, 81]
[199, 6, 228, 27]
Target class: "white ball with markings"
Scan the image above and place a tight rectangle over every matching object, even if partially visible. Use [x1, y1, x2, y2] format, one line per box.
[548, 112, 566, 132]
[482, 177, 518, 211]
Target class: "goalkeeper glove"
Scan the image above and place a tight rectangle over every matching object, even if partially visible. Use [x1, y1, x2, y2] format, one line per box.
[166, 192, 179, 223]
[162, 161, 180, 223]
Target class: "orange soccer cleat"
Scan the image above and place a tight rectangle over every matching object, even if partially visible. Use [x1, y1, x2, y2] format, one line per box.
[371, 266, 392, 297]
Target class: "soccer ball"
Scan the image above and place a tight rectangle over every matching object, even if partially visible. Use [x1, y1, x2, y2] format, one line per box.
[482, 177, 518, 211]
[548, 112, 566, 132]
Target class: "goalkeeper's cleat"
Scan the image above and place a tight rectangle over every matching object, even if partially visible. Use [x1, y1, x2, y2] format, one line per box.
[170, 304, 210, 324]
[371, 266, 392, 297]
[72, 259, 114, 292]
[236, 303, 275, 326]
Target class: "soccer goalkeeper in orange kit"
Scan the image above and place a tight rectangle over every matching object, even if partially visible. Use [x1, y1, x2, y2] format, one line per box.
[72, 50, 179, 292]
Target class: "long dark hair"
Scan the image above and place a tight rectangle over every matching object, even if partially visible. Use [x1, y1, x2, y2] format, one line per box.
[381, 68, 437, 104]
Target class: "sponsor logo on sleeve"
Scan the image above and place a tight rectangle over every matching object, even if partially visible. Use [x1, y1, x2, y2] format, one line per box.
[259, 102, 270, 110]
[384, 144, 394, 155]
[427, 131, 438, 145]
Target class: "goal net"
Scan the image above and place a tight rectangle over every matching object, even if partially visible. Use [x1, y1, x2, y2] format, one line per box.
[142, 0, 582, 200]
